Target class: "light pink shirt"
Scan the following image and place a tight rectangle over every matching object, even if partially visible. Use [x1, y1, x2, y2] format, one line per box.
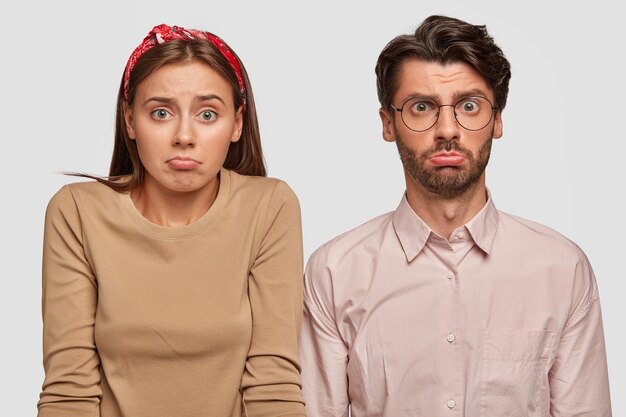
[300, 195, 611, 417]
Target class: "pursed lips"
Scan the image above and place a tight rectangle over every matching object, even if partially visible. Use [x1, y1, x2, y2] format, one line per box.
[429, 152, 465, 167]
[166, 156, 201, 169]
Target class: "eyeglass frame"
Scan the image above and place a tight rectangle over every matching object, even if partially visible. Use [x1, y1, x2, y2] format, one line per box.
[389, 95, 498, 132]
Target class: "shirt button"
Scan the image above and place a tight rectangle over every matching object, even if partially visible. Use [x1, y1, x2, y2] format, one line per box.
[446, 271, 455, 279]
[457, 232, 465, 239]
[447, 399, 456, 409]
[446, 333, 456, 343]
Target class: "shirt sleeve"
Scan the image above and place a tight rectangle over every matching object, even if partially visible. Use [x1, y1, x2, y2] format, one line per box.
[300, 245, 350, 417]
[38, 186, 102, 417]
[241, 181, 306, 417]
[549, 255, 612, 416]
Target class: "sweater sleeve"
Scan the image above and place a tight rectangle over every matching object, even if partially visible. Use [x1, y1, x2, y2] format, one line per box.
[38, 186, 101, 417]
[241, 181, 306, 417]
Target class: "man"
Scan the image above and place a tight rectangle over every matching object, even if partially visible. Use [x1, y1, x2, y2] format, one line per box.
[299, 15, 611, 416]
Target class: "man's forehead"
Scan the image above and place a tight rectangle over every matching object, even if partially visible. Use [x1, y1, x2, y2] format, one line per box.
[395, 59, 494, 101]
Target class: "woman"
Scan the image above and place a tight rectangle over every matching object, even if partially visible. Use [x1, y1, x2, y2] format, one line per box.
[38, 24, 305, 417]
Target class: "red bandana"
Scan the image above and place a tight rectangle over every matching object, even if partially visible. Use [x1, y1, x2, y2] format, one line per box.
[123, 24, 246, 109]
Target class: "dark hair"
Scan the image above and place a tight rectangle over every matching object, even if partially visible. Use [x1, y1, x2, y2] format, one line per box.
[79, 37, 265, 192]
[375, 15, 511, 111]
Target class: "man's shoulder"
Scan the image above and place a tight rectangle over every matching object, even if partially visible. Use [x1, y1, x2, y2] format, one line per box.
[497, 209, 588, 261]
[308, 211, 395, 266]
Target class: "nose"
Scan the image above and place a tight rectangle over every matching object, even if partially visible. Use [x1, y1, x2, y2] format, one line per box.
[433, 104, 461, 142]
[173, 117, 195, 147]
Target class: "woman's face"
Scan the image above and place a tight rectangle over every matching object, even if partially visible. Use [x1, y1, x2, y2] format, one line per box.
[124, 60, 242, 195]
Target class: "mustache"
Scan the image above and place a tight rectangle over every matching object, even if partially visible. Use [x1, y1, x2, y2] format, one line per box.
[421, 141, 473, 159]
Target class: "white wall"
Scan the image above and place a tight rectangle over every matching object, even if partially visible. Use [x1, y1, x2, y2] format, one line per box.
[2, 0, 623, 414]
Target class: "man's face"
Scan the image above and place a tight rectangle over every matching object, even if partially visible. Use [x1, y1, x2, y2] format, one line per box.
[380, 60, 503, 199]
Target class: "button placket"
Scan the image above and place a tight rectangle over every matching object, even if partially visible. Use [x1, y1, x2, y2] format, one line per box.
[442, 262, 461, 413]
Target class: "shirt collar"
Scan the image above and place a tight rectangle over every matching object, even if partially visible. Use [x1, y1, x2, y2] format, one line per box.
[392, 191, 499, 262]
[464, 191, 499, 255]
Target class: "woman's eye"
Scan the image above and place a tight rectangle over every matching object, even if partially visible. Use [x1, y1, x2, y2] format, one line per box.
[151, 109, 170, 119]
[200, 110, 217, 121]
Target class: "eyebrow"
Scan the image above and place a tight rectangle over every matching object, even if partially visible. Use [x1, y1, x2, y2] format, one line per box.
[143, 94, 226, 105]
[403, 88, 491, 103]
[451, 88, 490, 101]
[144, 97, 172, 105]
[196, 94, 226, 105]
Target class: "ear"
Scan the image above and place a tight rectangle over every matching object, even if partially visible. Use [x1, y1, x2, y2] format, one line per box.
[379, 107, 397, 143]
[123, 103, 136, 140]
[231, 105, 244, 143]
[492, 111, 503, 139]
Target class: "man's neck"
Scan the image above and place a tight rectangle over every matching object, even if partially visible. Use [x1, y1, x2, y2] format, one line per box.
[405, 174, 488, 240]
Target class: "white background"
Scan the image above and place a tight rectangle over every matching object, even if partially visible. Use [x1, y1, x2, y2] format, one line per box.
[2, 0, 624, 415]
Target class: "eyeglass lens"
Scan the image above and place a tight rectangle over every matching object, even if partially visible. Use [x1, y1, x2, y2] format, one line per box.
[399, 96, 494, 132]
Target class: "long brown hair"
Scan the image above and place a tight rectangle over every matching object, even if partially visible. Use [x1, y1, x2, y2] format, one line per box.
[79, 37, 265, 192]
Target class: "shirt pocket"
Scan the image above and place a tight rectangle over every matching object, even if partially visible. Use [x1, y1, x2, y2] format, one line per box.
[480, 329, 556, 417]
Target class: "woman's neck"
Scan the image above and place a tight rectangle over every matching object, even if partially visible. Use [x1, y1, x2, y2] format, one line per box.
[130, 175, 220, 227]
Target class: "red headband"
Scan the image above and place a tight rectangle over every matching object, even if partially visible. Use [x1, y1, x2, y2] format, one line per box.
[123, 24, 246, 109]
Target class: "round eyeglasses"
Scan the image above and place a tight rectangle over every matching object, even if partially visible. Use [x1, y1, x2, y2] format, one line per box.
[390, 96, 497, 132]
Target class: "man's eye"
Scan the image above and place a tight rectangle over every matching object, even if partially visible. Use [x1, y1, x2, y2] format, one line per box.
[459, 100, 479, 113]
[463, 101, 476, 111]
[411, 101, 435, 112]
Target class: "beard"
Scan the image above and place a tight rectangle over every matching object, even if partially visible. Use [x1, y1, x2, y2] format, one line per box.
[396, 134, 492, 199]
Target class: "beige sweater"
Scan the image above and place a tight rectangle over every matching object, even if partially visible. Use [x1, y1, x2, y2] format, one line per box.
[38, 169, 305, 417]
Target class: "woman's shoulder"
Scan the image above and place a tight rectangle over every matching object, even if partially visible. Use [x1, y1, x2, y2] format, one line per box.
[46, 179, 121, 214]
[226, 170, 300, 205]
